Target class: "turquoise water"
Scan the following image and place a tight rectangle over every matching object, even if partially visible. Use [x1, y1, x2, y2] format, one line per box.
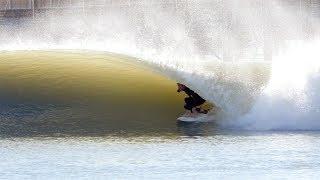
[1, 131, 320, 179]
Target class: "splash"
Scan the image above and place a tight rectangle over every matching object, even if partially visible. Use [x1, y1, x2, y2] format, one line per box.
[223, 40, 320, 130]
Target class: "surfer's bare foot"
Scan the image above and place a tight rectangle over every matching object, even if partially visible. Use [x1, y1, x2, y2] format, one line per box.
[183, 110, 197, 117]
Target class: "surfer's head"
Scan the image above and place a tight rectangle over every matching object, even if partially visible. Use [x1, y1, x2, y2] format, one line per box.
[177, 83, 186, 92]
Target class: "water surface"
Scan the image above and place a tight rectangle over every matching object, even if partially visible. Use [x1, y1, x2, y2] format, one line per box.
[1, 131, 320, 179]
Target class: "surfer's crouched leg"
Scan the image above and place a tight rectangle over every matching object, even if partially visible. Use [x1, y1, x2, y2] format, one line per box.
[184, 97, 195, 112]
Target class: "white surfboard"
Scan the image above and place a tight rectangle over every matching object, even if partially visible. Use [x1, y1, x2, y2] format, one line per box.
[177, 113, 213, 122]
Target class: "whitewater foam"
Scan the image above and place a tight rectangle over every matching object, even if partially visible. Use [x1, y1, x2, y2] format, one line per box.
[223, 40, 320, 130]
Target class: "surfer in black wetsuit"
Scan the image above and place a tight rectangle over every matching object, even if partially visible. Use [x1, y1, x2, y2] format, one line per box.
[177, 83, 208, 114]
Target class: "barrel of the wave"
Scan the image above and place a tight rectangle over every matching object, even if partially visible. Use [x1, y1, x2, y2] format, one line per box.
[0, 51, 185, 133]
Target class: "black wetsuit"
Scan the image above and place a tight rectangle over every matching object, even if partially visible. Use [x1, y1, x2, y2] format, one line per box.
[182, 87, 206, 112]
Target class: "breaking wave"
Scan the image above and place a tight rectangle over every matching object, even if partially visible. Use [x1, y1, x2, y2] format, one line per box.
[0, 0, 319, 134]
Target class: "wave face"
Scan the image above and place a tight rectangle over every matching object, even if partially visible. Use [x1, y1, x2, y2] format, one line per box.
[0, 51, 186, 136]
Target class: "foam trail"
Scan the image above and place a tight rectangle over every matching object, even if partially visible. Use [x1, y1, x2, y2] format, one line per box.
[222, 40, 320, 130]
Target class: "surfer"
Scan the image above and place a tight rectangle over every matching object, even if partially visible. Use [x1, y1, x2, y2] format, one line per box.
[177, 83, 208, 115]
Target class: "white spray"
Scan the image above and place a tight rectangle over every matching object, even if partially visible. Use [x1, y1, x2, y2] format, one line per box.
[222, 40, 320, 130]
